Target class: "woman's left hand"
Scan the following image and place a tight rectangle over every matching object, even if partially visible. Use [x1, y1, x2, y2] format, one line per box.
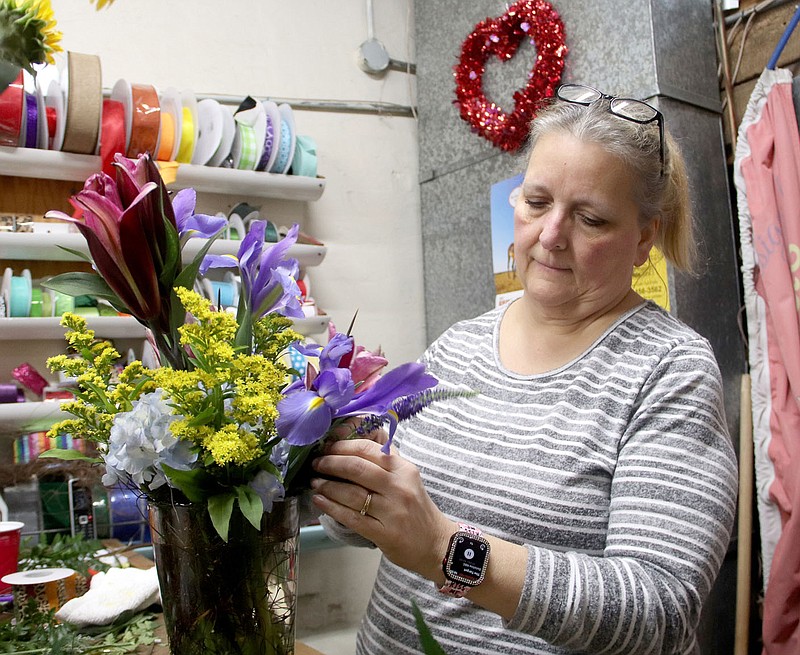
[310, 438, 455, 583]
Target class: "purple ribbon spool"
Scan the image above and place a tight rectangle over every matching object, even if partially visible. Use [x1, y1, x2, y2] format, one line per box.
[256, 113, 275, 171]
[0, 384, 22, 403]
[24, 93, 38, 149]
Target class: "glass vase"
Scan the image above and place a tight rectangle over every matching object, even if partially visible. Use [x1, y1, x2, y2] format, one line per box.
[149, 496, 299, 655]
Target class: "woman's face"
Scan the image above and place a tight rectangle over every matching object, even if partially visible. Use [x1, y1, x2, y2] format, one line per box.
[513, 131, 658, 317]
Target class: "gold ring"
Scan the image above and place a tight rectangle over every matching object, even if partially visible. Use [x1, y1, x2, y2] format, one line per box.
[360, 492, 373, 516]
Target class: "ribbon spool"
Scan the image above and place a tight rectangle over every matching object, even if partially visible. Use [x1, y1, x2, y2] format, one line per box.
[99, 98, 126, 174]
[156, 110, 175, 161]
[0, 385, 22, 403]
[192, 98, 225, 166]
[2, 268, 32, 317]
[256, 103, 276, 171]
[260, 100, 281, 172]
[129, 83, 160, 157]
[291, 135, 318, 177]
[0, 71, 24, 146]
[208, 104, 235, 167]
[61, 52, 103, 155]
[45, 80, 66, 151]
[1, 568, 80, 616]
[175, 89, 198, 164]
[159, 88, 183, 161]
[34, 79, 49, 149]
[232, 97, 265, 171]
[275, 103, 297, 175]
[23, 93, 37, 149]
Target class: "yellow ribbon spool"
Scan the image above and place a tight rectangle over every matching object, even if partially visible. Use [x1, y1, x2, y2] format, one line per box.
[176, 106, 195, 163]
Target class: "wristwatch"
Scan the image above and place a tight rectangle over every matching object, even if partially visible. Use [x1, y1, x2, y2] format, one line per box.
[438, 523, 490, 598]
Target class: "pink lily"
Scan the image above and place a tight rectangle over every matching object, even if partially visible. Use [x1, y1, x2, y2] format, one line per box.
[45, 154, 178, 327]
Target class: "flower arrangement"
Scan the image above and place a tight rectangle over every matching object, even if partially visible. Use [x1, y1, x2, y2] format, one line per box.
[42, 152, 452, 542]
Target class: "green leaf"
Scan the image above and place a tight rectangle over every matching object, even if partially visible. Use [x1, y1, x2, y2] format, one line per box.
[411, 599, 448, 655]
[234, 310, 253, 350]
[54, 245, 93, 263]
[207, 492, 236, 542]
[41, 272, 123, 305]
[160, 464, 215, 503]
[159, 215, 181, 288]
[235, 485, 264, 531]
[38, 448, 101, 463]
[174, 233, 223, 291]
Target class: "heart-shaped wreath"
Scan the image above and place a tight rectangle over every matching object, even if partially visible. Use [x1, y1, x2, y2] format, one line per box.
[454, 0, 568, 152]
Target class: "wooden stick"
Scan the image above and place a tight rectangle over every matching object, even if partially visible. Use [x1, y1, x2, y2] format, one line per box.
[735, 373, 754, 655]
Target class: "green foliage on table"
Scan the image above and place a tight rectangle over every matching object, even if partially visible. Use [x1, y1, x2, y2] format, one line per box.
[411, 599, 448, 655]
[0, 603, 157, 654]
[19, 534, 111, 578]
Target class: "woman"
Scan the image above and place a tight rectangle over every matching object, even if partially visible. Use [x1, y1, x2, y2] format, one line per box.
[310, 84, 738, 654]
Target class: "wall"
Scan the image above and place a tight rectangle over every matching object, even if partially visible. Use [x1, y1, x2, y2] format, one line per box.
[414, 1, 746, 653]
[47, 0, 423, 641]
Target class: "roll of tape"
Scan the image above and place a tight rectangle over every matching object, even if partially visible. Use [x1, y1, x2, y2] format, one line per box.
[0, 71, 24, 147]
[1, 568, 80, 616]
[61, 52, 103, 155]
[127, 83, 160, 157]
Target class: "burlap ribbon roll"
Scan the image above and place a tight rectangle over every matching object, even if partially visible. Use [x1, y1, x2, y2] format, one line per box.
[61, 52, 102, 155]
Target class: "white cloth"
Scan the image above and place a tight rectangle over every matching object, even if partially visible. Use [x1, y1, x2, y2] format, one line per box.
[56, 566, 160, 626]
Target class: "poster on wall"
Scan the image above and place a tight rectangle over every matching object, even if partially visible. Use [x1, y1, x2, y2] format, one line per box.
[491, 173, 524, 306]
[632, 247, 670, 311]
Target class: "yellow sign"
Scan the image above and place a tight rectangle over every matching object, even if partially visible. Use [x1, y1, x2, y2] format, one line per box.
[632, 247, 670, 311]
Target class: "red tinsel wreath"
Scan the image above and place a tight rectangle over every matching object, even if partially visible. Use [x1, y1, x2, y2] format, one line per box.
[454, 0, 568, 152]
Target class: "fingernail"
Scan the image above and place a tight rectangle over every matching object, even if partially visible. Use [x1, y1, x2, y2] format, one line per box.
[310, 478, 322, 490]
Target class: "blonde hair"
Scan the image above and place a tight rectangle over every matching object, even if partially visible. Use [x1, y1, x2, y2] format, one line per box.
[524, 98, 697, 273]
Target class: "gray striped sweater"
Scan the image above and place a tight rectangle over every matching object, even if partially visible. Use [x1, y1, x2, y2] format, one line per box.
[325, 301, 737, 654]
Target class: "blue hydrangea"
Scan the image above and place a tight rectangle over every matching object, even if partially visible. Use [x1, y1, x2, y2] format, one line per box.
[102, 390, 198, 491]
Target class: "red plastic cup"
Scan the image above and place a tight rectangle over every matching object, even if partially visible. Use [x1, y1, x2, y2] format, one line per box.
[0, 521, 24, 594]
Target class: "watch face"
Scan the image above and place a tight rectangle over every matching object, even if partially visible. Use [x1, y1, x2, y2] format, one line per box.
[445, 534, 489, 585]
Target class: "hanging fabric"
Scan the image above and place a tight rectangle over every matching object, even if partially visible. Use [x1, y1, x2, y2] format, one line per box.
[734, 64, 800, 655]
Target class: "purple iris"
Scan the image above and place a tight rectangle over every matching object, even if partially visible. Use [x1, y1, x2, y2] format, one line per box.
[276, 361, 438, 446]
[201, 220, 304, 319]
[171, 188, 227, 242]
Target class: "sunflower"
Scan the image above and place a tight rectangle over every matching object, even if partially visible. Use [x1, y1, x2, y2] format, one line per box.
[0, 0, 62, 73]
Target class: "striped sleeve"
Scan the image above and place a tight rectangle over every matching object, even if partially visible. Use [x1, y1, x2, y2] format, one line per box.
[507, 338, 738, 653]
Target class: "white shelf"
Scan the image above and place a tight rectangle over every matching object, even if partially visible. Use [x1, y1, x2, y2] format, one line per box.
[0, 401, 68, 436]
[0, 146, 326, 201]
[0, 315, 330, 340]
[0, 232, 327, 268]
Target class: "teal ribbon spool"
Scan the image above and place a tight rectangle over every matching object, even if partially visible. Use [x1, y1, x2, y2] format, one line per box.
[291, 135, 317, 178]
[9, 274, 31, 317]
[210, 281, 236, 308]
